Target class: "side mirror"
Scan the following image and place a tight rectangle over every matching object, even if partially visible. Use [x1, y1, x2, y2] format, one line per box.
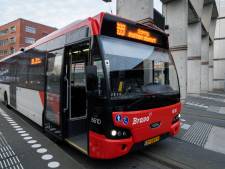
[86, 65, 98, 91]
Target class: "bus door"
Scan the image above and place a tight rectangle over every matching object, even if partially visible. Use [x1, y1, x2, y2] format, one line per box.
[65, 41, 90, 154]
[44, 49, 64, 139]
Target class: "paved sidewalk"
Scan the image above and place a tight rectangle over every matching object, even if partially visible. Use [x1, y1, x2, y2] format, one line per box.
[0, 105, 84, 169]
[178, 92, 225, 156]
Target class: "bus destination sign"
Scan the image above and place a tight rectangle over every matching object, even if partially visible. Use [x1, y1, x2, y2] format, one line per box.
[116, 22, 158, 44]
[101, 15, 169, 48]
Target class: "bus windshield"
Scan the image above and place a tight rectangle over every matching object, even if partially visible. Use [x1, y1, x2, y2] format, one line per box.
[100, 36, 179, 100]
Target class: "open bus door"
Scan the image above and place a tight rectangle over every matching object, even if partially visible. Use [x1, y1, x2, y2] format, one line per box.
[64, 40, 90, 154]
[44, 49, 65, 139]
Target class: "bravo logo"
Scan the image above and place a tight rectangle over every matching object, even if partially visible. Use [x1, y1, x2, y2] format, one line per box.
[132, 115, 150, 125]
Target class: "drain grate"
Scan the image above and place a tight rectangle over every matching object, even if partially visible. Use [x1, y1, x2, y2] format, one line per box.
[182, 121, 213, 147]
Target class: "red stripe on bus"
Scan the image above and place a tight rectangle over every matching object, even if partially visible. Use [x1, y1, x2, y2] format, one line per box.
[39, 91, 45, 107]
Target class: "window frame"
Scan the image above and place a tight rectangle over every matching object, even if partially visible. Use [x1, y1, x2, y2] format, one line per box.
[25, 37, 35, 44]
[25, 26, 36, 34]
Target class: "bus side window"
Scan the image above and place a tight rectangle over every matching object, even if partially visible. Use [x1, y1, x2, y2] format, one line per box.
[17, 53, 29, 88]
[25, 49, 45, 91]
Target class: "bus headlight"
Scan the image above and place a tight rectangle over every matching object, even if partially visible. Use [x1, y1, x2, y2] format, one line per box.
[109, 128, 131, 139]
[172, 114, 180, 124]
[111, 130, 117, 137]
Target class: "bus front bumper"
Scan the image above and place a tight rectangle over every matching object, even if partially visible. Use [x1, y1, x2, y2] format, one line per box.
[89, 131, 133, 159]
[89, 121, 180, 159]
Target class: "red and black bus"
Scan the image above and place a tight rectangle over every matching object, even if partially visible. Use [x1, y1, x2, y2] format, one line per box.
[0, 13, 181, 159]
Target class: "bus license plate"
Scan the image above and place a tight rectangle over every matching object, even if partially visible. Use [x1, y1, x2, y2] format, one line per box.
[144, 136, 160, 146]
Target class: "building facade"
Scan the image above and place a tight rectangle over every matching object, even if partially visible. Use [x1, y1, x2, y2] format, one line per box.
[0, 19, 57, 59]
[161, 0, 218, 100]
[214, 0, 225, 90]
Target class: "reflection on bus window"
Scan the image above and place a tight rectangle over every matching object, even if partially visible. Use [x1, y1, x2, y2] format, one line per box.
[46, 49, 63, 125]
[71, 63, 86, 87]
[94, 60, 105, 96]
[100, 36, 179, 98]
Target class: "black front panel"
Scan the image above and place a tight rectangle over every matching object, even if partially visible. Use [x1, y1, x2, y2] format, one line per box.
[111, 94, 180, 112]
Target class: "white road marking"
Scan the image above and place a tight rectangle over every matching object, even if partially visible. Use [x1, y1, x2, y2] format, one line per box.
[208, 92, 225, 98]
[185, 102, 208, 109]
[42, 154, 53, 160]
[27, 140, 37, 144]
[24, 137, 32, 140]
[0, 108, 61, 168]
[21, 133, 29, 137]
[189, 94, 225, 103]
[48, 161, 60, 168]
[181, 123, 191, 130]
[31, 144, 42, 148]
[37, 148, 47, 154]
[13, 126, 21, 128]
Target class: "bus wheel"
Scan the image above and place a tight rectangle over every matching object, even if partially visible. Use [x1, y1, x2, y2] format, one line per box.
[4, 92, 8, 107]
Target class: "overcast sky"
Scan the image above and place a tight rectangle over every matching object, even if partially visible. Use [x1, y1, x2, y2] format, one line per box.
[0, 0, 162, 29]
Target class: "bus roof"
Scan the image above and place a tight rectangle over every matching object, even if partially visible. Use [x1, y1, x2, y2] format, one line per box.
[0, 12, 165, 63]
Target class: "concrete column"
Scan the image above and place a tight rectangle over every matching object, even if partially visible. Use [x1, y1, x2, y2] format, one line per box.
[187, 22, 202, 94]
[163, 0, 188, 100]
[213, 0, 224, 90]
[201, 35, 210, 93]
[117, 0, 153, 21]
[209, 44, 214, 91]
[202, 3, 213, 33]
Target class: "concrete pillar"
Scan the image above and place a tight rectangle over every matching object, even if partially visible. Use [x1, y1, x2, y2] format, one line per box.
[201, 35, 210, 93]
[209, 44, 214, 91]
[163, 0, 188, 100]
[213, 0, 224, 90]
[117, 0, 153, 21]
[189, 0, 204, 17]
[202, 3, 213, 33]
[187, 22, 202, 94]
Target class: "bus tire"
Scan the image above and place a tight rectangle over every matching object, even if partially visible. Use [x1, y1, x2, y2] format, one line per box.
[4, 92, 8, 107]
